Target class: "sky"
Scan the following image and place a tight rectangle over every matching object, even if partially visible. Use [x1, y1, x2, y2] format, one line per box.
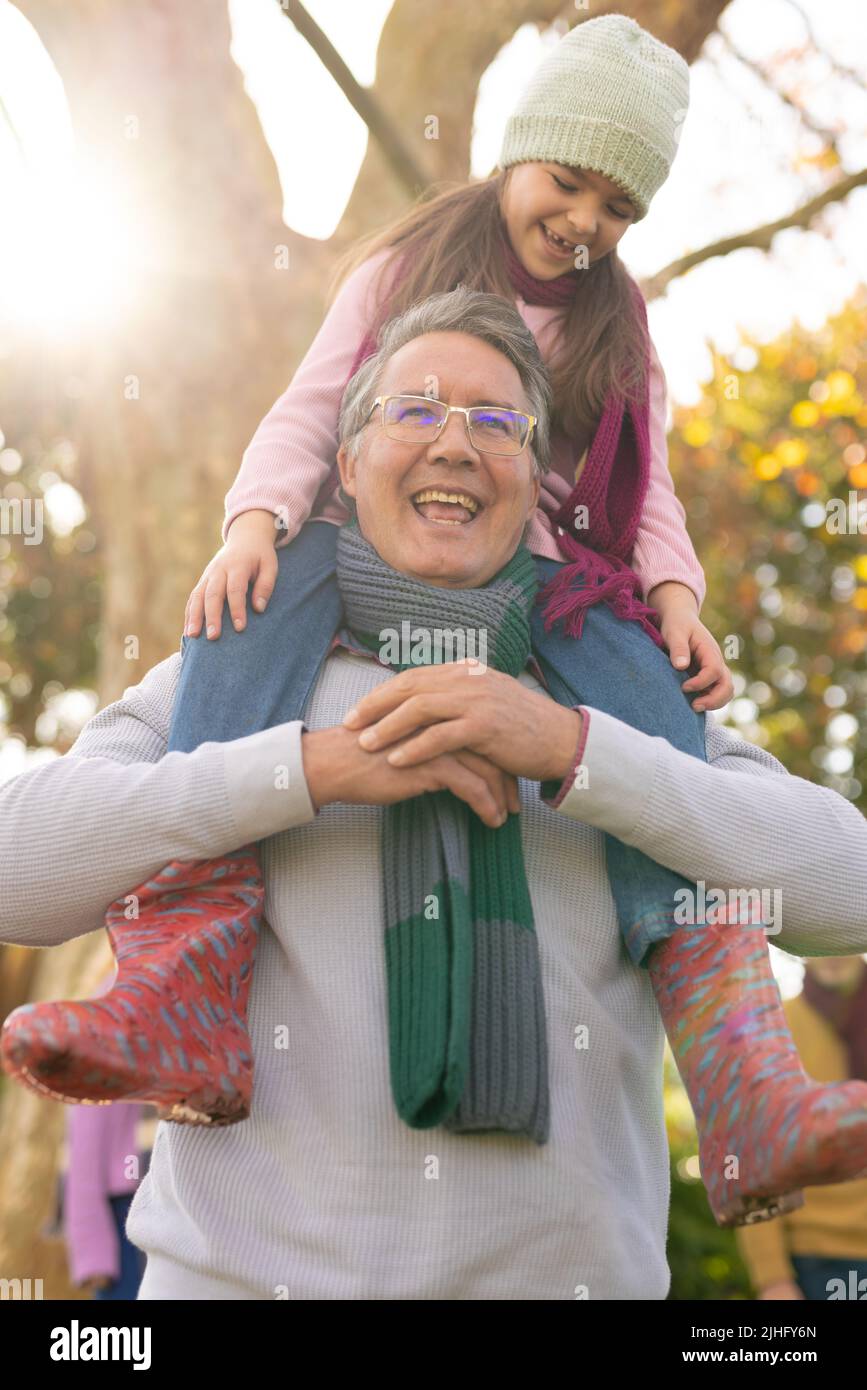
[236, 0, 867, 406]
[0, 1, 865, 992]
[0, 0, 865, 402]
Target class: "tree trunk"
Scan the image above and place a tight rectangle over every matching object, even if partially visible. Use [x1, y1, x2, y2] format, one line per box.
[332, 0, 733, 245]
[1, 0, 332, 1297]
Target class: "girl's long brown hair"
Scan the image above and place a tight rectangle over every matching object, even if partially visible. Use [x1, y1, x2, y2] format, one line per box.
[326, 170, 649, 451]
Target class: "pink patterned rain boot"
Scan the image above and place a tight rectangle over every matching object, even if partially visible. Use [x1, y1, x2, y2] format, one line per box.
[0, 845, 264, 1126]
[648, 906, 867, 1227]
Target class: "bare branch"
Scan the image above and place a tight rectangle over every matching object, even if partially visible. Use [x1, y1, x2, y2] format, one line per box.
[639, 166, 867, 301]
[784, 0, 867, 86]
[714, 29, 842, 153]
[276, 0, 429, 196]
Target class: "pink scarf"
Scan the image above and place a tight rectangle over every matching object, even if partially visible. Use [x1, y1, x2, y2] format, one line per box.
[341, 228, 665, 646]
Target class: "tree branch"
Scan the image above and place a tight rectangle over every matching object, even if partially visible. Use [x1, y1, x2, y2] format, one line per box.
[714, 28, 842, 154]
[275, 0, 429, 196]
[784, 0, 867, 87]
[639, 166, 867, 301]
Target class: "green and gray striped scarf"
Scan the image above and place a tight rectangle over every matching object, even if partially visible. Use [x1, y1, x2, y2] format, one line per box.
[336, 517, 550, 1144]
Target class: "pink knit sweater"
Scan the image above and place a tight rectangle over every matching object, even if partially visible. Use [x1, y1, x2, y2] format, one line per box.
[223, 249, 706, 609]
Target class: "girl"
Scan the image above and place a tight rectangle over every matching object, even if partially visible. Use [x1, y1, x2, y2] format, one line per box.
[5, 15, 867, 1228]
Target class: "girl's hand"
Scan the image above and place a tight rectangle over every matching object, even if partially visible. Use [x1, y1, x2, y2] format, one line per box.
[660, 611, 734, 712]
[648, 581, 735, 713]
[184, 510, 279, 640]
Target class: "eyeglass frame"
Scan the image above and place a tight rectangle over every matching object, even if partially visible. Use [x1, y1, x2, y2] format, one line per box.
[363, 394, 537, 457]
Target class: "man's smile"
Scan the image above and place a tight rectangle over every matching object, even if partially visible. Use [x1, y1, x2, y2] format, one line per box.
[409, 487, 485, 526]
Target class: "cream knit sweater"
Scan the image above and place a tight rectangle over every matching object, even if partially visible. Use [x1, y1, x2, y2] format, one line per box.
[2, 646, 866, 1300]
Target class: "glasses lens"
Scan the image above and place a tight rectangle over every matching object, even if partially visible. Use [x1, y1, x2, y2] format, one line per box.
[468, 408, 528, 455]
[383, 396, 446, 441]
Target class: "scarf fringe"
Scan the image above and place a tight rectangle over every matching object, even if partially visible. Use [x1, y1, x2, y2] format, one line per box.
[537, 537, 665, 648]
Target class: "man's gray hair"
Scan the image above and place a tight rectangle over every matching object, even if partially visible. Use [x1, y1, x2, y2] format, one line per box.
[337, 287, 552, 478]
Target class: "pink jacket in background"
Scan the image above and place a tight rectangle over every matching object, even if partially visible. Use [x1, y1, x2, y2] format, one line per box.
[64, 1100, 145, 1286]
[60, 967, 149, 1287]
[223, 248, 706, 609]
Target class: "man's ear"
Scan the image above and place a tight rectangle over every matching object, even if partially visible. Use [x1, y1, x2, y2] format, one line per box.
[336, 441, 357, 501]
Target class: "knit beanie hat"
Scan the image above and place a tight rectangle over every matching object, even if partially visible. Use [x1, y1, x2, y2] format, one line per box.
[497, 14, 689, 221]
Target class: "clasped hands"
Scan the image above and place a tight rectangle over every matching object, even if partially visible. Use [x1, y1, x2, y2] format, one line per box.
[300, 659, 583, 830]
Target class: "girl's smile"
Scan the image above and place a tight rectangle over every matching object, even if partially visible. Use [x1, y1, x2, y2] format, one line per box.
[539, 221, 584, 260]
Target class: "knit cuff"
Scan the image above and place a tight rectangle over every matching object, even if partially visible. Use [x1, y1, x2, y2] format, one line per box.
[539, 707, 590, 807]
[545, 705, 663, 840]
[221, 720, 318, 842]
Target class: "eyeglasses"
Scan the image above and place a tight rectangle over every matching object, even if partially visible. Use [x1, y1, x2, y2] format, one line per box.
[364, 394, 536, 457]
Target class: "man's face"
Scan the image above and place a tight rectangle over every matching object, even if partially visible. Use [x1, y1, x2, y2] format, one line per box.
[337, 331, 541, 588]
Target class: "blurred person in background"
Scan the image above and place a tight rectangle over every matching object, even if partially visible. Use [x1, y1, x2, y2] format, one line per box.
[736, 954, 867, 1301]
[59, 944, 156, 1299]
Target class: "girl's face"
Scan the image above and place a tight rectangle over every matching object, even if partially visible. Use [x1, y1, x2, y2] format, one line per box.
[500, 162, 636, 279]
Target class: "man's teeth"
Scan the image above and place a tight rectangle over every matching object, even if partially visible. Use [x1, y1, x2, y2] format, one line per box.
[411, 486, 477, 514]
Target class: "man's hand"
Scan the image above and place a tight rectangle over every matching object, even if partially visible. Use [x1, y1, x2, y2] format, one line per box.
[301, 723, 521, 829]
[80, 1274, 113, 1293]
[339, 660, 584, 784]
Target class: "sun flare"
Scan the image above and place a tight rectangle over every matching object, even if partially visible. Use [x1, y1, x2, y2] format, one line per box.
[0, 8, 149, 342]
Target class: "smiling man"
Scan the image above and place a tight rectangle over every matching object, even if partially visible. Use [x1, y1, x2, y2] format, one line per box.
[2, 289, 867, 1301]
[335, 322, 543, 589]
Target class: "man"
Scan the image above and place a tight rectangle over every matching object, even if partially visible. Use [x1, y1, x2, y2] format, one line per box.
[2, 292, 866, 1300]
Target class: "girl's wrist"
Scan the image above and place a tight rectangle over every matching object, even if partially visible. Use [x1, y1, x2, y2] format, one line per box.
[647, 580, 699, 614]
[227, 509, 280, 541]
